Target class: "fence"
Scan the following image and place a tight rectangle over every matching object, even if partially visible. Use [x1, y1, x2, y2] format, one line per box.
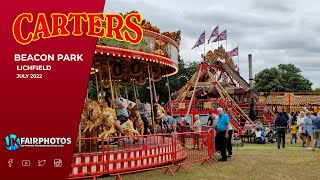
[69, 129, 216, 180]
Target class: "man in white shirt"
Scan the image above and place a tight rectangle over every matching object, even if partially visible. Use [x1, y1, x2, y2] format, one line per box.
[227, 124, 233, 157]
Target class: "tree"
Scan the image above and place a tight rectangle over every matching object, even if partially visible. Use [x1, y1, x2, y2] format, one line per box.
[314, 88, 320, 92]
[156, 56, 199, 104]
[254, 64, 313, 92]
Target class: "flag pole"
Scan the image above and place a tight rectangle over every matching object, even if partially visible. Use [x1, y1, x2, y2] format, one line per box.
[204, 31, 206, 61]
[226, 30, 228, 51]
[238, 47, 240, 72]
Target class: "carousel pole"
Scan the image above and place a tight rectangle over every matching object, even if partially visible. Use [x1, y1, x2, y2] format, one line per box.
[166, 73, 173, 116]
[99, 70, 103, 98]
[150, 66, 158, 103]
[186, 64, 202, 120]
[107, 61, 115, 101]
[125, 85, 129, 105]
[147, 63, 156, 134]
[94, 72, 99, 100]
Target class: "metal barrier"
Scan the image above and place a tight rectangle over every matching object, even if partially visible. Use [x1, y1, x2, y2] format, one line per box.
[174, 129, 216, 172]
[69, 137, 106, 180]
[69, 129, 216, 180]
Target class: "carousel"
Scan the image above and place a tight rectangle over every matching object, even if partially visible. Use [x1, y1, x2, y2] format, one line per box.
[69, 12, 186, 179]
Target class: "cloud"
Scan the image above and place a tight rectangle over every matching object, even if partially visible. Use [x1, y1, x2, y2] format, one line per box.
[251, 0, 296, 13]
[104, 0, 320, 88]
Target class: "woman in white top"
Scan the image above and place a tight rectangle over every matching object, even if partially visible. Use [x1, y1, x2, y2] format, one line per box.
[297, 111, 306, 146]
[193, 115, 202, 149]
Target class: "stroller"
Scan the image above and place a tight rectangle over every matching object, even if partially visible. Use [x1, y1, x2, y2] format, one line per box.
[265, 129, 276, 143]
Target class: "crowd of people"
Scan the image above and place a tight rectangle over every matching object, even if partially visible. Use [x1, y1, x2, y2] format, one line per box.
[102, 94, 320, 160]
[242, 110, 320, 151]
[273, 111, 320, 150]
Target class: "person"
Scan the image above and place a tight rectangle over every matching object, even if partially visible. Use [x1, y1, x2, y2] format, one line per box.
[290, 121, 297, 144]
[288, 112, 293, 132]
[227, 124, 233, 157]
[177, 115, 188, 146]
[243, 121, 253, 135]
[166, 112, 174, 130]
[255, 128, 265, 144]
[135, 98, 149, 135]
[207, 112, 214, 127]
[213, 114, 220, 153]
[304, 112, 313, 150]
[312, 112, 320, 151]
[192, 115, 202, 149]
[297, 111, 306, 146]
[127, 102, 133, 116]
[254, 120, 264, 135]
[275, 112, 287, 149]
[113, 97, 128, 136]
[216, 107, 230, 161]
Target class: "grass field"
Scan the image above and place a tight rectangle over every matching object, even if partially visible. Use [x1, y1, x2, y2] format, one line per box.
[97, 136, 320, 180]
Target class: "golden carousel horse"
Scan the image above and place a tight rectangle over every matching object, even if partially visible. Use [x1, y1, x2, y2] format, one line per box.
[82, 98, 140, 138]
[132, 107, 144, 135]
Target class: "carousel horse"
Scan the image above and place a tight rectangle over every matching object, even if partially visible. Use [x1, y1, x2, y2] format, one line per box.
[98, 100, 140, 138]
[133, 107, 144, 135]
[83, 98, 140, 138]
[153, 103, 169, 132]
[83, 99, 105, 133]
[80, 99, 90, 129]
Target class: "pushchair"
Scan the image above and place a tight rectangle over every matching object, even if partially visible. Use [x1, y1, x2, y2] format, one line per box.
[265, 129, 276, 143]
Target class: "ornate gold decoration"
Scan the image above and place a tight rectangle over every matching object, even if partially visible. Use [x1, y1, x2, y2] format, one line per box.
[204, 45, 237, 69]
[162, 30, 181, 45]
[141, 20, 160, 33]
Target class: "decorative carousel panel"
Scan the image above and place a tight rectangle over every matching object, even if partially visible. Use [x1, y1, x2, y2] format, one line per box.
[112, 62, 124, 79]
[121, 74, 131, 86]
[152, 66, 162, 82]
[169, 44, 178, 64]
[136, 73, 146, 86]
[130, 59, 143, 77]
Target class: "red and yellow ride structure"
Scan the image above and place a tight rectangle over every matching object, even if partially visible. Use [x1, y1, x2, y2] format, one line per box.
[165, 46, 276, 134]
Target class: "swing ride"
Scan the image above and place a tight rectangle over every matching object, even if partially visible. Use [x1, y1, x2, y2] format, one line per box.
[166, 46, 276, 134]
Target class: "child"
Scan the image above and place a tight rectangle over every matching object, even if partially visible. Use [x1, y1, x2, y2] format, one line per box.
[290, 121, 297, 144]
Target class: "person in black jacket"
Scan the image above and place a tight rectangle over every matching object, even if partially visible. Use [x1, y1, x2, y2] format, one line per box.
[275, 112, 288, 149]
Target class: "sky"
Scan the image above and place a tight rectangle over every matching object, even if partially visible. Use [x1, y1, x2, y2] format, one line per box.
[104, 0, 320, 89]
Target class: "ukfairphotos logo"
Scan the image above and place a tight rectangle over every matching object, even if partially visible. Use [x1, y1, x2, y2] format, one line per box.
[5, 134, 72, 151]
[5, 134, 20, 151]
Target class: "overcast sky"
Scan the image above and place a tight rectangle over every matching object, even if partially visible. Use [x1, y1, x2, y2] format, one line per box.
[104, 0, 320, 89]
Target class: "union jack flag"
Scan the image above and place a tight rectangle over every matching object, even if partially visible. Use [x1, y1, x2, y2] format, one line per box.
[228, 47, 238, 57]
[212, 29, 227, 42]
[192, 31, 205, 49]
[208, 26, 219, 44]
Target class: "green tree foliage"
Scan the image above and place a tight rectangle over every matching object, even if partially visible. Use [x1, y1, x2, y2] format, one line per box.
[314, 88, 320, 92]
[254, 64, 312, 92]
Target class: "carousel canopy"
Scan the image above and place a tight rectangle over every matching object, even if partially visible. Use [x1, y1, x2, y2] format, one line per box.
[92, 11, 181, 87]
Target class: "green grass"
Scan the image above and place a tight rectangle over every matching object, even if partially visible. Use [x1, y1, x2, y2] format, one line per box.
[94, 136, 320, 180]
